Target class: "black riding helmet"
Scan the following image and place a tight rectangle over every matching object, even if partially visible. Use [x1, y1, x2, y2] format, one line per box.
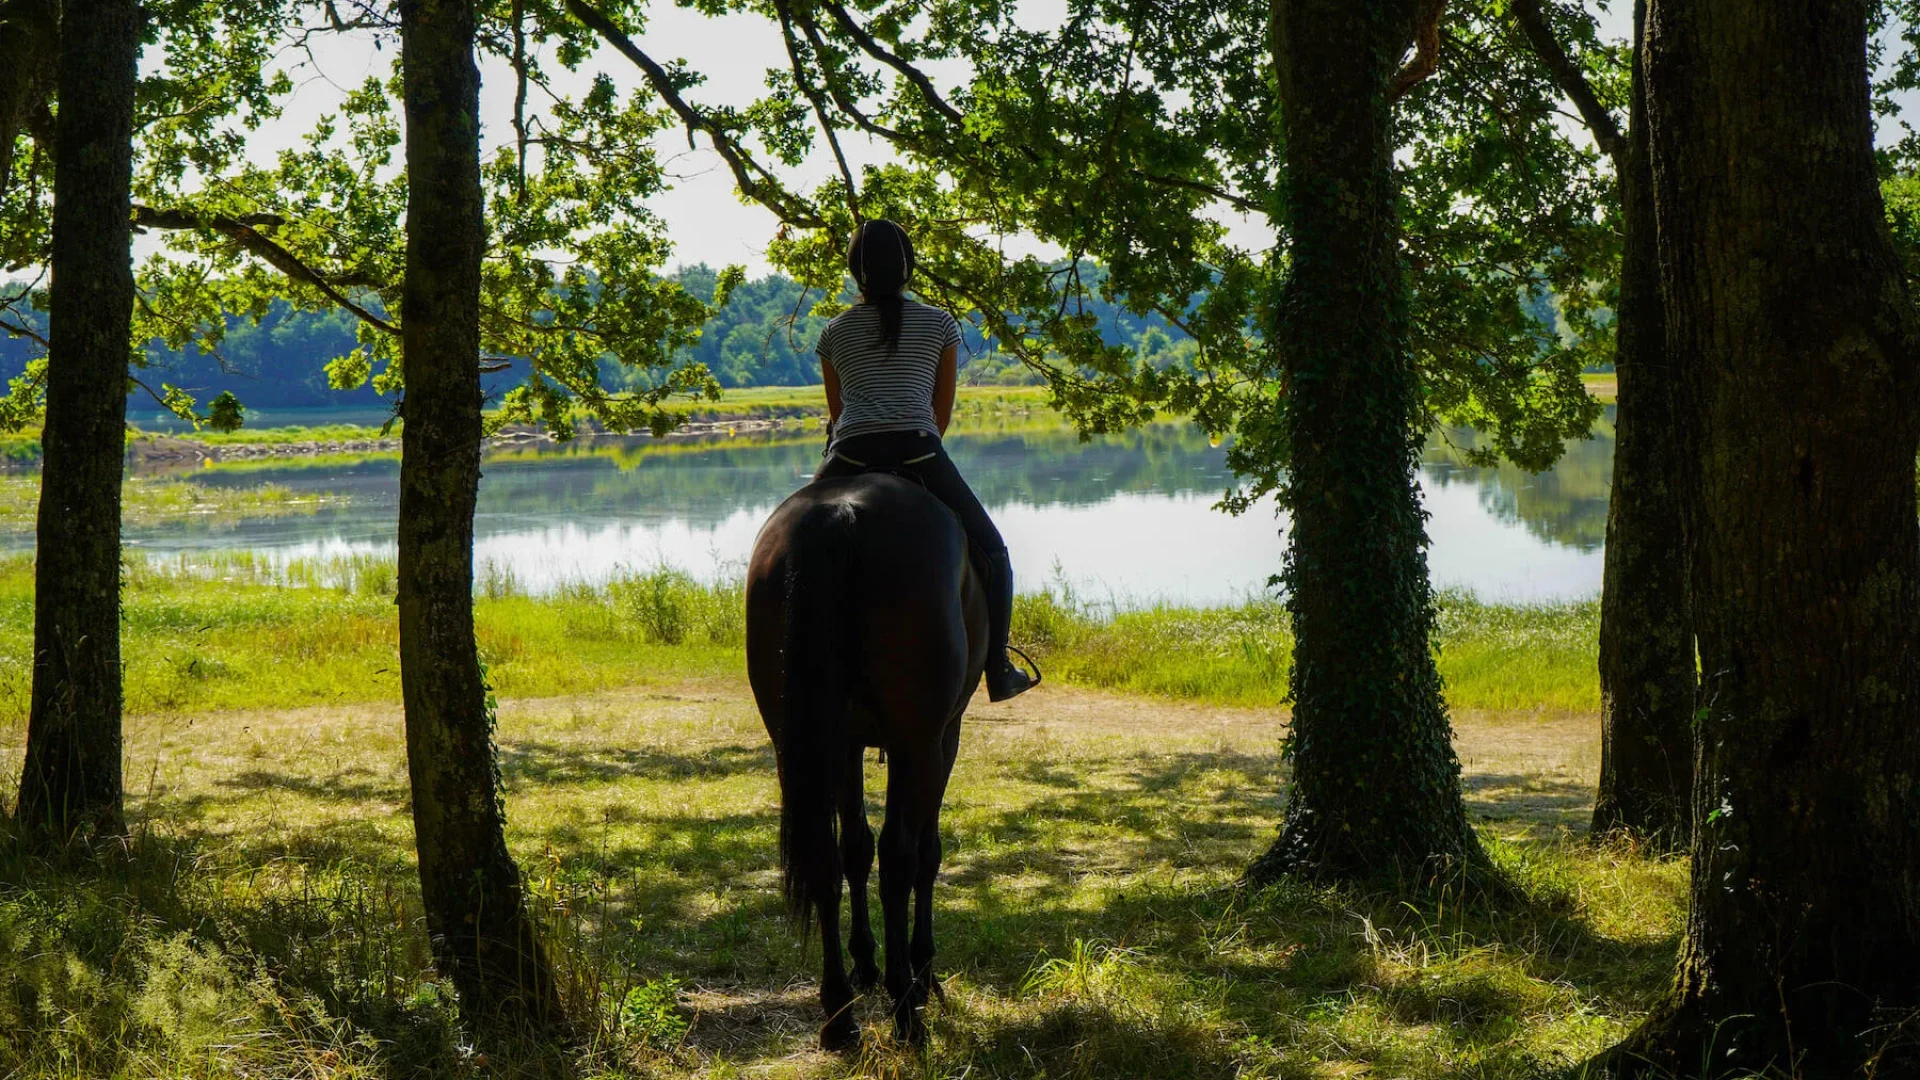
[847, 219, 914, 296]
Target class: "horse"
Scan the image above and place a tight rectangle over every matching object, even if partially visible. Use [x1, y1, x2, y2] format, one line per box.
[745, 471, 989, 1049]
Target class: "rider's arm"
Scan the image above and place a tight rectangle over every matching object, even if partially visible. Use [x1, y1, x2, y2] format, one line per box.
[933, 344, 958, 435]
[822, 357, 844, 425]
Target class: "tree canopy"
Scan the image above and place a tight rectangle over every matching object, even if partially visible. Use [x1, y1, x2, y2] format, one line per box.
[3, 0, 1616, 485]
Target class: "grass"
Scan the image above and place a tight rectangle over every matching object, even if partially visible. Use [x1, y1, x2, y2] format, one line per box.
[0, 675, 1681, 1079]
[147, 422, 399, 446]
[0, 386, 1051, 465]
[0, 554, 1597, 725]
[1581, 372, 1617, 405]
[5, 377, 1606, 462]
[1016, 582, 1598, 714]
[0, 475, 346, 530]
[0, 554, 743, 721]
[0, 554, 1651, 1078]
[150, 386, 1051, 447]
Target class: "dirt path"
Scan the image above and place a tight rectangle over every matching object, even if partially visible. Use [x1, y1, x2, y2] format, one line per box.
[80, 678, 1601, 840]
[0, 676, 1605, 845]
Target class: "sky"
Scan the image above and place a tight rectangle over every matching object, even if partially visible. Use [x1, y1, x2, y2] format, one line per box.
[245, 4, 955, 277]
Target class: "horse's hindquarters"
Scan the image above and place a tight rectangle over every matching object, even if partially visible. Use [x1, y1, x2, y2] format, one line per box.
[745, 473, 984, 1048]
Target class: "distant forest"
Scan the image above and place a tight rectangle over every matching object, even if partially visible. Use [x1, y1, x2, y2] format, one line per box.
[0, 267, 1201, 411]
[0, 267, 1576, 413]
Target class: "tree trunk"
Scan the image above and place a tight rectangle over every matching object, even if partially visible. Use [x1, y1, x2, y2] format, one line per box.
[0, 0, 59, 196]
[14, 0, 140, 844]
[397, 0, 564, 1033]
[1601, 1, 1920, 1075]
[1590, 0, 1693, 848]
[1246, 0, 1481, 885]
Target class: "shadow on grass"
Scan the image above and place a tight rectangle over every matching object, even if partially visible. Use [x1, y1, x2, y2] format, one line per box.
[0, 733, 1678, 1079]
[561, 746, 1675, 1077]
[1464, 770, 1596, 832]
[0, 829, 468, 1080]
[141, 739, 774, 835]
[224, 764, 401, 803]
[498, 740, 774, 787]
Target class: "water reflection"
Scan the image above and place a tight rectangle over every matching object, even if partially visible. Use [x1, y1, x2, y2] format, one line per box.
[1424, 416, 1615, 554]
[46, 414, 1618, 605]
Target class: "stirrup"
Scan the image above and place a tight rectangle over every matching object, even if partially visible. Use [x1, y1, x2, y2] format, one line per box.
[1007, 645, 1043, 689]
[989, 645, 1042, 701]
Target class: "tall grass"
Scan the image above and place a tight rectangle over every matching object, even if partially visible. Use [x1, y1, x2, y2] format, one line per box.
[1014, 581, 1599, 713]
[0, 555, 749, 724]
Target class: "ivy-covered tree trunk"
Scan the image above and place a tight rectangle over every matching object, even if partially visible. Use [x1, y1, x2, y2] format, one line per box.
[1590, 0, 1693, 847]
[1247, 0, 1481, 884]
[14, 0, 140, 844]
[397, 0, 564, 1032]
[1599, 1, 1920, 1075]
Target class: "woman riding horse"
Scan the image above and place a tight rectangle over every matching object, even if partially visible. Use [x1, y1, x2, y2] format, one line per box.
[814, 219, 1036, 703]
[744, 221, 1039, 1049]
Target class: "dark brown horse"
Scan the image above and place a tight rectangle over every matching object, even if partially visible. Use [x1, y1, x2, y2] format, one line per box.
[746, 472, 988, 1049]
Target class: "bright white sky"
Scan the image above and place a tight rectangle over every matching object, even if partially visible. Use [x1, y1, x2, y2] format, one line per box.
[237, 5, 954, 277]
[232, 2, 1633, 278]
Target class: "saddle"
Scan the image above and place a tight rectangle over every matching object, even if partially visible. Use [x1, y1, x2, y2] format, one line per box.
[827, 446, 1043, 710]
[825, 446, 938, 485]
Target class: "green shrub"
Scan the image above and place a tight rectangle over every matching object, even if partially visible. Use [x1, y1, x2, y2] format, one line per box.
[618, 977, 690, 1050]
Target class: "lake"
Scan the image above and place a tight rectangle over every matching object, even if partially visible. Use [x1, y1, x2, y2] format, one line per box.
[90, 410, 1615, 607]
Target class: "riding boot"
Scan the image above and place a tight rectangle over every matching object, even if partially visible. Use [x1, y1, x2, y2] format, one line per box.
[984, 548, 1036, 701]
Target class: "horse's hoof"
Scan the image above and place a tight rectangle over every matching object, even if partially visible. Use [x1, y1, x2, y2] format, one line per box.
[851, 964, 881, 993]
[821, 1016, 861, 1053]
[892, 1011, 928, 1048]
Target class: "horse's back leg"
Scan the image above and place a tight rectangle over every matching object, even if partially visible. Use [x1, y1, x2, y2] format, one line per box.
[880, 738, 952, 1045]
[840, 746, 880, 992]
[906, 714, 960, 1006]
[810, 775, 858, 1051]
[911, 718, 961, 1010]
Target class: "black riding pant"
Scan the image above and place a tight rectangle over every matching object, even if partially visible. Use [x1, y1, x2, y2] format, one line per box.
[816, 430, 1005, 557]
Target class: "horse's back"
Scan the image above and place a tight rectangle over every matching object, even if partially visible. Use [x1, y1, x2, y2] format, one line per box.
[746, 474, 984, 745]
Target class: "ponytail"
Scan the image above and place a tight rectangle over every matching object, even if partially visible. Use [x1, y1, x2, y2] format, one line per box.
[847, 219, 915, 354]
[870, 293, 905, 355]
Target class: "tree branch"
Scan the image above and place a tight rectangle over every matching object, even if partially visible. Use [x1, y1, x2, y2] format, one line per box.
[1390, 0, 1447, 100]
[132, 206, 286, 229]
[814, 0, 967, 129]
[0, 315, 48, 349]
[127, 375, 188, 416]
[776, 0, 861, 221]
[794, 15, 903, 141]
[564, 0, 825, 229]
[512, 0, 529, 202]
[1510, 0, 1624, 162]
[132, 205, 398, 335]
[136, 292, 243, 376]
[1140, 171, 1261, 214]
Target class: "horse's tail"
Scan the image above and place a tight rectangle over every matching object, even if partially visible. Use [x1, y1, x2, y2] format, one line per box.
[776, 501, 856, 931]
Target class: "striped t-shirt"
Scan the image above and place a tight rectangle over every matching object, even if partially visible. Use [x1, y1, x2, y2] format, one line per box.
[817, 299, 962, 448]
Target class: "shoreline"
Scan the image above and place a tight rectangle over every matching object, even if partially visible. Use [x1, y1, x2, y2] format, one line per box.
[119, 414, 815, 467]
